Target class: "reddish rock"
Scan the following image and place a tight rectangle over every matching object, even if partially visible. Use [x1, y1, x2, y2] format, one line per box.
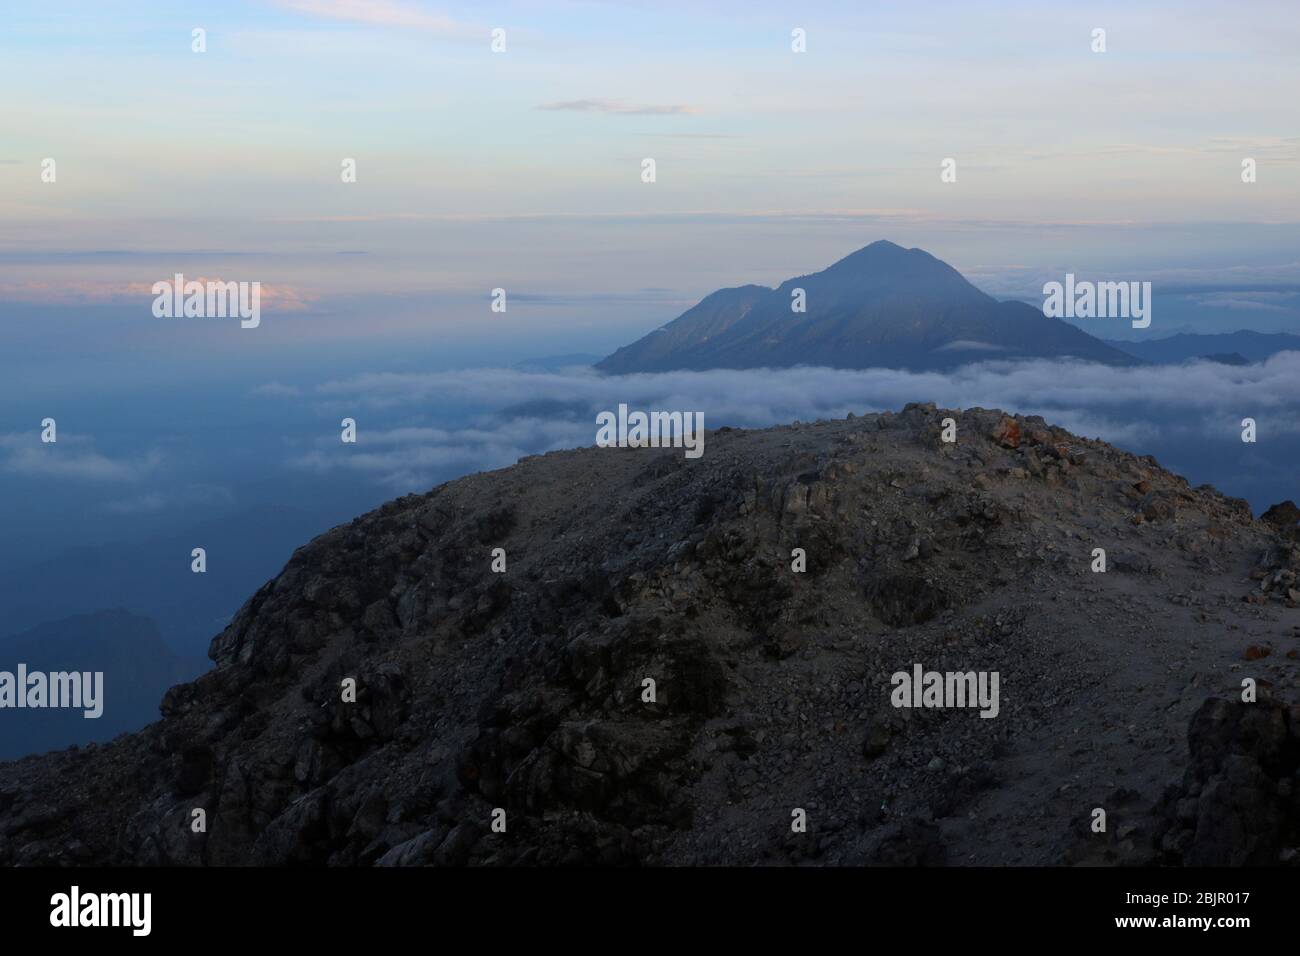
[1244, 644, 1271, 660]
[992, 417, 1021, 448]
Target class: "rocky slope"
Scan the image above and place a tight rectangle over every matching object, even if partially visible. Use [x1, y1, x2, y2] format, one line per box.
[1, 405, 1297, 866]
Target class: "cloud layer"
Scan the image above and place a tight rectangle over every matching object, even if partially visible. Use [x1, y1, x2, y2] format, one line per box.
[270, 353, 1300, 493]
[537, 99, 698, 116]
[0, 433, 162, 482]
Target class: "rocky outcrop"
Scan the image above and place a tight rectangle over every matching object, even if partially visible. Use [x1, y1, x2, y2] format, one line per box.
[1152, 697, 1299, 866]
[0, 404, 1295, 866]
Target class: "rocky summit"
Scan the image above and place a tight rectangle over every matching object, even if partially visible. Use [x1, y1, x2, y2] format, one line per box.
[1, 405, 1297, 867]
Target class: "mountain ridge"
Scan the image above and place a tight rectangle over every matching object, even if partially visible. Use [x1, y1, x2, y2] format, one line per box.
[1103, 330, 1300, 365]
[1, 405, 1296, 866]
[597, 241, 1142, 373]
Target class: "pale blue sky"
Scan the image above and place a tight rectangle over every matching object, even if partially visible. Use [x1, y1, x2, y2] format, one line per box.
[1, 0, 1297, 330]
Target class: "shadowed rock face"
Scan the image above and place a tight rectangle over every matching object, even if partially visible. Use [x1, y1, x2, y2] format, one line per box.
[0, 404, 1296, 867]
[596, 241, 1141, 374]
[1151, 697, 1300, 866]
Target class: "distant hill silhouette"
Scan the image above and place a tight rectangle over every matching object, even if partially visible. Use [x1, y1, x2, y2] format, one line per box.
[0, 504, 331, 659]
[1103, 330, 1300, 365]
[513, 353, 603, 371]
[597, 241, 1141, 373]
[0, 609, 205, 761]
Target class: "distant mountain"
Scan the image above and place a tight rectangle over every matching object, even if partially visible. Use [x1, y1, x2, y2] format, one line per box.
[597, 241, 1141, 373]
[1103, 331, 1300, 365]
[0, 609, 205, 762]
[513, 353, 603, 372]
[0, 505, 332, 659]
[1201, 353, 1251, 366]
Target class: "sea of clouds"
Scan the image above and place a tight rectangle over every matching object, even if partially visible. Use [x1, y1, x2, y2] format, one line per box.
[268, 353, 1300, 508]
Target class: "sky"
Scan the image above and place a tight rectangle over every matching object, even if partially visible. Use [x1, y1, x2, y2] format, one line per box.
[1, 0, 1299, 589]
[2, 0, 1298, 321]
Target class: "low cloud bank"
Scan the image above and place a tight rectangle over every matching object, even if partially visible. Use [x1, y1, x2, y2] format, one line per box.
[0, 432, 162, 483]
[269, 353, 1300, 499]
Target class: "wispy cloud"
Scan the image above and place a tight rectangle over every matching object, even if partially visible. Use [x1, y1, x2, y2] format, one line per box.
[103, 484, 235, 515]
[934, 340, 1007, 352]
[1027, 136, 1300, 162]
[248, 381, 303, 398]
[538, 99, 699, 116]
[271, 0, 472, 34]
[1187, 291, 1299, 312]
[269, 352, 1300, 491]
[1201, 136, 1300, 159]
[0, 433, 162, 482]
[0, 279, 314, 310]
[294, 420, 580, 491]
